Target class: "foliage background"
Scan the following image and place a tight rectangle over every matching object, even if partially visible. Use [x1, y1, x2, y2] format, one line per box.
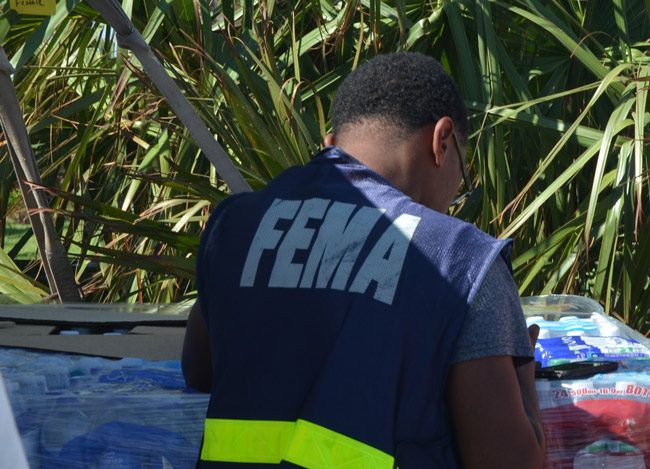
[0, 1, 648, 330]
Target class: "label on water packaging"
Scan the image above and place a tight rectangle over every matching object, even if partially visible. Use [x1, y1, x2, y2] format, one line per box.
[536, 336, 650, 367]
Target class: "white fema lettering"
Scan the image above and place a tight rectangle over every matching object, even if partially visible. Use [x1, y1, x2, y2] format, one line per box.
[239, 198, 421, 305]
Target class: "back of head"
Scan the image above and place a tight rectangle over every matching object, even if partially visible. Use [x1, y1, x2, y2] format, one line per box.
[331, 52, 468, 141]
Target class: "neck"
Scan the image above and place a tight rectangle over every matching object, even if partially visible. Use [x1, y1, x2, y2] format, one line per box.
[335, 128, 432, 205]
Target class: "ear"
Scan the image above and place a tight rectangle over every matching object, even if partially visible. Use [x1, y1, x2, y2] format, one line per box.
[432, 117, 454, 167]
[324, 133, 335, 147]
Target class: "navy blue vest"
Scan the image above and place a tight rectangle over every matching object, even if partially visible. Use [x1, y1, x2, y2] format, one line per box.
[196, 147, 511, 468]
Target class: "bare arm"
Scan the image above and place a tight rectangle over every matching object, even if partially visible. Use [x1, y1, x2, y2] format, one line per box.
[446, 326, 545, 469]
[181, 301, 213, 392]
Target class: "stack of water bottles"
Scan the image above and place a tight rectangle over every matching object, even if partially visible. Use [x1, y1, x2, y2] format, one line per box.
[523, 296, 650, 469]
[0, 348, 209, 468]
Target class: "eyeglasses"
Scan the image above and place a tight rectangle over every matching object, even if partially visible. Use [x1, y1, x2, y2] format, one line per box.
[449, 131, 473, 206]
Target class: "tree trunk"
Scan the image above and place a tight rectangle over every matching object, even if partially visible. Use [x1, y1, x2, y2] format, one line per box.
[0, 46, 82, 303]
[86, 0, 252, 195]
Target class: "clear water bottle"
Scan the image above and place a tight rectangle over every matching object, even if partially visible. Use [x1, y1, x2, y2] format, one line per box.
[573, 439, 646, 469]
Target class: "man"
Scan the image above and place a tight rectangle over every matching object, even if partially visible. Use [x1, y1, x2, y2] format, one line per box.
[183, 52, 545, 468]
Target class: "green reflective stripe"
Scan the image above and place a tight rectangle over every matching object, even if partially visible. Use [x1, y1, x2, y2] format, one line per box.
[201, 418, 394, 468]
[201, 419, 295, 463]
[286, 419, 394, 469]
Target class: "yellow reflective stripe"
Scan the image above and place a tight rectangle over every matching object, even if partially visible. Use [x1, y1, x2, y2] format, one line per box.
[201, 419, 295, 463]
[286, 419, 394, 469]
[201, 418, 394, 468]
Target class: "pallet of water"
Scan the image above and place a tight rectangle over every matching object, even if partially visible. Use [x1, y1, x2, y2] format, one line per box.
[523, 295, 650, 469]
[0, 348, 209, 468]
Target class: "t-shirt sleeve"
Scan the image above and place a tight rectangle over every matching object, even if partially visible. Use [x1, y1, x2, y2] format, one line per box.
[450, 256, 534, 366]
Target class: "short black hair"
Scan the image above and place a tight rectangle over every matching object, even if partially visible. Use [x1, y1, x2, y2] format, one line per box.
[331, 52, 468, 140]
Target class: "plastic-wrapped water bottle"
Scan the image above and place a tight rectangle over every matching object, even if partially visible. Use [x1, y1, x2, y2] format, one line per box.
[591, 313, 620, 337]
[13, 373, 47, 395]
[40, 408, 91, 452]
[573, 439, 645, 469]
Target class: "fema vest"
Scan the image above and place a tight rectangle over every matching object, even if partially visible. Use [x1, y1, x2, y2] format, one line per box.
[196, 147, 511, 468]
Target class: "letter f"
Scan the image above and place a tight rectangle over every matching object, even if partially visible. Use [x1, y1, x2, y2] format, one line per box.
[240, 199, 301, 287]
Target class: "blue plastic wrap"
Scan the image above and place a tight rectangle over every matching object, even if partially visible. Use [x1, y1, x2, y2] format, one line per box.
[0, 348, 208, 468]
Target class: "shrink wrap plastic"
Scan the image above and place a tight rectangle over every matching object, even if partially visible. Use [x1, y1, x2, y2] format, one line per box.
[2, 295, 649, 468]
[0, 347, 208, 468]
[523, 296, 650, 468]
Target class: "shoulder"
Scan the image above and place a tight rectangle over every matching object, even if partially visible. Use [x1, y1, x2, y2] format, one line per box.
[203, 192, 251, 237]
[451, 256, 534, 364]
[397, 199, 512, 296]
[395, 196, 506, 249]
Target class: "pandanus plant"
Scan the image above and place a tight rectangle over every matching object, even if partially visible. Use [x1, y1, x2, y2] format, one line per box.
[0, 0, 648, 331]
